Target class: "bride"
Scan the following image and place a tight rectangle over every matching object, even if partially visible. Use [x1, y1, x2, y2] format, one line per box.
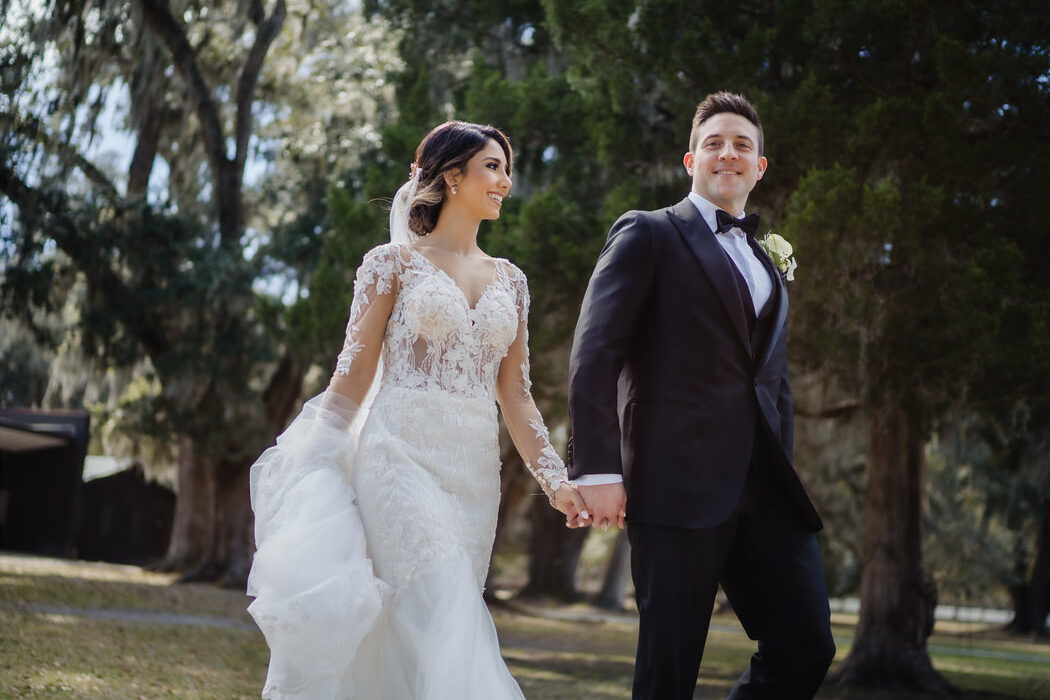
[246, 121, 591, 698]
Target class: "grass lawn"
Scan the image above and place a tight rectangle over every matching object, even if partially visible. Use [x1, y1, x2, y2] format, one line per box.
[2, 553, 1048, 699]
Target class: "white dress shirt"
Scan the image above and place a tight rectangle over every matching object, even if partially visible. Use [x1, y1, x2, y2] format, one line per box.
[687, 191, 772, 315]
[572, 193, 773, 487]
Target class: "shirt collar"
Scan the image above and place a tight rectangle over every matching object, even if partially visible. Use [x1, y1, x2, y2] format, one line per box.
[687, 191, 747, 238]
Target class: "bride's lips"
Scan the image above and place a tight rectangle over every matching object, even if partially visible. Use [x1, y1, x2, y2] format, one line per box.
[487, 191, 504, 207]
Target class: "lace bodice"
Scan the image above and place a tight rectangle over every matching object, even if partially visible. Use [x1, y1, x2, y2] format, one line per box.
[333, 243, 567, 500]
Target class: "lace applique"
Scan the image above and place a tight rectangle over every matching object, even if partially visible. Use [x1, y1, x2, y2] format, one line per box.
[335, 246, 404, 376]
[367, 245, 519, 399]
[525, 418, 568, 504]
[333, 243, 567, 507]
[509, 267, 533, 399]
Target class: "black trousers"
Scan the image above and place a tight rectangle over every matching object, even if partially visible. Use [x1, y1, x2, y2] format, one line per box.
[627, 436, 835, 700]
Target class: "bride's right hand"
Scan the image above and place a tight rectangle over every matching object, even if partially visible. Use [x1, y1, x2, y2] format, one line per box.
[552, 483, 592, 528]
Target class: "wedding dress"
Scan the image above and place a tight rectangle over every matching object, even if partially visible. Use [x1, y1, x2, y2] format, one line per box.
[246, 236, 568, 698]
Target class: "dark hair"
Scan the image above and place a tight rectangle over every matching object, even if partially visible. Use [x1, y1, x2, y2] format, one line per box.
[688, 91, 763, 155]
[408, 121, 513, 235]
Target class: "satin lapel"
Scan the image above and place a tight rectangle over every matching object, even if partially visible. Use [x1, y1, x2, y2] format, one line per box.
[749, 236, 789, 370]
[666, 198, 751, 354]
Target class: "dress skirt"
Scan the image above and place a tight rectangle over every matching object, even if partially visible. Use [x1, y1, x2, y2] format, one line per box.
[248, 384, 525, 699]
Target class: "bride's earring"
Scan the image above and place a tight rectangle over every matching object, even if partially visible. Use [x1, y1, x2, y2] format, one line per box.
[451, 184, 458, 195]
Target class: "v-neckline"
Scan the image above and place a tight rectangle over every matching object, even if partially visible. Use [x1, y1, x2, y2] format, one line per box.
[406, 246, 501, 311]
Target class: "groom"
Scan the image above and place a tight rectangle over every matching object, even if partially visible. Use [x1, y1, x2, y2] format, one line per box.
[568, 92, 835, 699]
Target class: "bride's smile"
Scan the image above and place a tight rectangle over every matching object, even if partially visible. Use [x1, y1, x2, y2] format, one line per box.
[444, 139, 513, 222]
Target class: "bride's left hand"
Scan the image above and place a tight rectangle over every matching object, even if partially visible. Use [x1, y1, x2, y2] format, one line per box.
[553, 483, 592, 528]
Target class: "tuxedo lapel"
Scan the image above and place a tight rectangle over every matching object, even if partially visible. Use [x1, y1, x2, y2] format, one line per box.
[749, 236, 789, 370]
[667, 198, 751, 354]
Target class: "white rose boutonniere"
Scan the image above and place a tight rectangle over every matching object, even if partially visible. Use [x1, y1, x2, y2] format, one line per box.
[759, 232, 797, 281]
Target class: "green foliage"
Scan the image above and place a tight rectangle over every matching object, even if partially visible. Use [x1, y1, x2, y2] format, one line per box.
[0, 318, 53, 407]
[283, 183, 390, 379]
[0, 0, 403, 456]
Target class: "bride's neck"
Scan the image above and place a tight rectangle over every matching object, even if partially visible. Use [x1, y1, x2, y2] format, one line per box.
[426, 208, 482, 255]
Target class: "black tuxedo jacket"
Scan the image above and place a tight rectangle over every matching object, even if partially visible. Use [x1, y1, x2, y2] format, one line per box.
[568, 197, 821, 531]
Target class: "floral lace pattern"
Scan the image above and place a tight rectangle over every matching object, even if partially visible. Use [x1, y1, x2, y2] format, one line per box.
[336, 243, 567, 499]
[526, 419, 568, 506]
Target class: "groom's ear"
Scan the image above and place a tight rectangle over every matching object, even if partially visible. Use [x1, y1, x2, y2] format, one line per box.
[683, 152, 695, 176]
[756, 156, 768, 180]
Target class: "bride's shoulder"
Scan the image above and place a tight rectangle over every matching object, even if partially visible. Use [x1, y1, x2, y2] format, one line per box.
[361, 241, 414, 267]
[355, 243, 414, 289]
[497, 259, 530, 316]
[497, 258, 527, 285]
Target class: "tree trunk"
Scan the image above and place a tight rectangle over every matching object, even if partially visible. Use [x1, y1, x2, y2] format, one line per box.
[1009, 504, 1050, 636]
[158, 353, 303, 584]
[520, 497, 588, 601]
[493, 427, 534, 550]
[484, 432, 532, 599]
[127, 100, 164, 197]
[596, 529, 632, 610]
[1028, 507, 1050, 636]
[216, 161, 244, 243]
[156, 436, 214, 572]
[832, 402, 956, 694]
[212, 459, 254, 588]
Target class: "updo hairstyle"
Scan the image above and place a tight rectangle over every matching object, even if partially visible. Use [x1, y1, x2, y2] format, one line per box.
[407, 121, 513, 236]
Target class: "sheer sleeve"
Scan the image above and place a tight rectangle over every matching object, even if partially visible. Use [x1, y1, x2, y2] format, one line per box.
[328, 244, 403, 406]
[495, 264, 569, 505]
[247, 249, 402, 695]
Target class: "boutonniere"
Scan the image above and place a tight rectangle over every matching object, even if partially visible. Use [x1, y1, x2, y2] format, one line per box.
[758, 232, 797, 281]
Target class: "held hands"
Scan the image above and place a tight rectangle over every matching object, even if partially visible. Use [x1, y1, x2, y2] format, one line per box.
[551, 482, 628, 530]
[552, 483, 593, 529]
[575, 482, 627, 531]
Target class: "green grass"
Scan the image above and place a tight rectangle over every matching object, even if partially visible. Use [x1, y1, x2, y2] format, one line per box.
[2, 554, 1048, 699]
[2, 611, 267, 698]
[499, 606, 1050, 699]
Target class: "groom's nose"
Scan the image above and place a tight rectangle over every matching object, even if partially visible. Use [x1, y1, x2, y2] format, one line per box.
[719, 144, 739, 160]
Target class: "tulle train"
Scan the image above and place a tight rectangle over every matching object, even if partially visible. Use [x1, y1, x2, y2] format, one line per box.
[247, 392, 525, 698]
[247, 395, 387, 698]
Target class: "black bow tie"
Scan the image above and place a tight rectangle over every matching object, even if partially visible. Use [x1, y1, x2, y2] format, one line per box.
[715, 210, 759, 237]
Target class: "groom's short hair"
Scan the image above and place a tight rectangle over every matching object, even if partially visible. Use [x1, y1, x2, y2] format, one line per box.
[689, 92, 764, 155]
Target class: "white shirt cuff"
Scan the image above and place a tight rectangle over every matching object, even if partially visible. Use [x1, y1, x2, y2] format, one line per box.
[570, 474, 624, 486]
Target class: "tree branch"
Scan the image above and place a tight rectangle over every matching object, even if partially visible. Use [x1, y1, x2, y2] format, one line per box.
[136, 0, 228, 177]
[1, 112, 120, 198]
[0, 161, 171, 359]
[127, 99, 166, 197]
[234, 0, 286, 175]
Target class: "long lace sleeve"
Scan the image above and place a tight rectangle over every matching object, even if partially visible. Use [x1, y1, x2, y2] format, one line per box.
[495, 265, 569, 505]
[247, 249, 402, 696]
[328, 244, 403, 405]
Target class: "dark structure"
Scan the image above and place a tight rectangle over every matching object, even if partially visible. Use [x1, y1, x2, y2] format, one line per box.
[75, 464, 175, 565]
[0, 408, 90, 556]
[0, 408, 174, 565]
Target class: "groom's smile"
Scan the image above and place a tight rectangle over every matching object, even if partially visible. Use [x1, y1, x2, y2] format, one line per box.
[684, 112, 767, 216]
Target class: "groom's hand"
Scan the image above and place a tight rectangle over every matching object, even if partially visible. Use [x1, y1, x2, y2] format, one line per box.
[577, 482, 627, 531]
